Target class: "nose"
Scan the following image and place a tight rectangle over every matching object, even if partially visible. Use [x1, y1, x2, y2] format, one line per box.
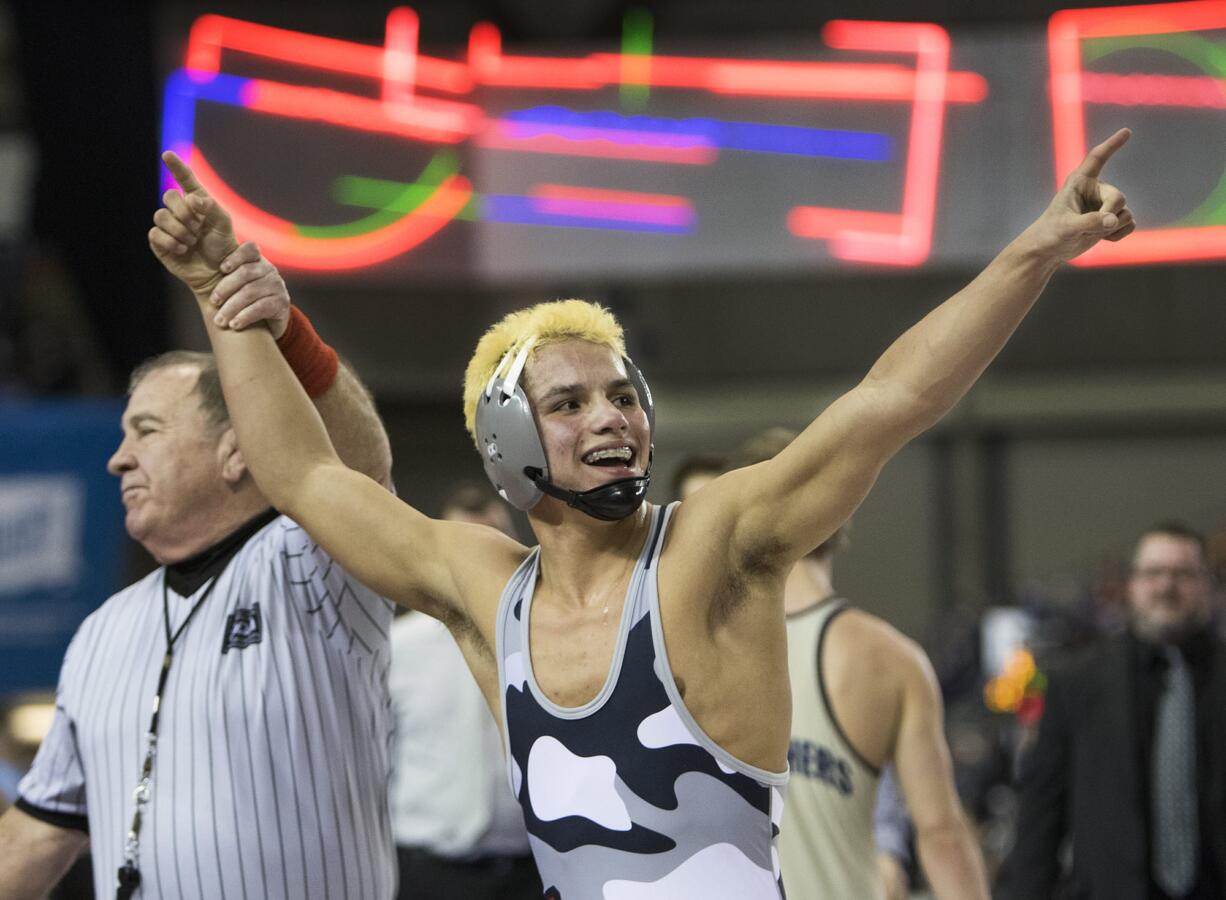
[592, 396, 630, 433]
[107, 436, 135, 477]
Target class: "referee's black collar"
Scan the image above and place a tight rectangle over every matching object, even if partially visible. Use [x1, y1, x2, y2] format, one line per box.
[165, 508, 278, 597]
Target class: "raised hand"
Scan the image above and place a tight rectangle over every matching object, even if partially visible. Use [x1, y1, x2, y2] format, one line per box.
[208, 242, 292, 339]
[148, 151, 239, 295]
[1026, 128, 1136, 262]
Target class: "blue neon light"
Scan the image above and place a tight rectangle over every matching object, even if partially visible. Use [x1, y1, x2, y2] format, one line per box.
[161, 70, 254, 193]
[502, 106, 892, 161]
[482, 195, 693, 234]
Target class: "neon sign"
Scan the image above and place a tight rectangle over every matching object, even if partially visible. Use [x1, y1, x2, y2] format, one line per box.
[1049, 0, 1226, 266]
[161, 9, 988, 272]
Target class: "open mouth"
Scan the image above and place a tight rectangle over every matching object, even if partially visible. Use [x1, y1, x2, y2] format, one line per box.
[582, 446, 636, 470]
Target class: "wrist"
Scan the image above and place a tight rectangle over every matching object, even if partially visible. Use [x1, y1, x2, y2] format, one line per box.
[269, 312, 290, 341]
[276, 306, 338, 397]
[1003, 227, 1066, 277]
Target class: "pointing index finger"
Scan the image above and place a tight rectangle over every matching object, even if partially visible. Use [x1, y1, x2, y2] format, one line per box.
[1074, 127, 1131, 179]
[161, 150, 207, 195]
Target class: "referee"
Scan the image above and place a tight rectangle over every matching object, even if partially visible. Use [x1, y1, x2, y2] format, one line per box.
[0, 244, 399, 899]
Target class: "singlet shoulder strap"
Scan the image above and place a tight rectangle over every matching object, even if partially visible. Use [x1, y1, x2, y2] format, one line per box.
[813, 598, 881, 776]
[643, 501, 676, 571]
[495, 548, 540, 647]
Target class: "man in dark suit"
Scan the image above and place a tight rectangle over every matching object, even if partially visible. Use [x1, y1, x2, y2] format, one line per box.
[1001, 522, 1226, 900]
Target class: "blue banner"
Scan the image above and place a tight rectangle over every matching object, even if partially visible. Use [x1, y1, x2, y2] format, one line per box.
[0, 400, 127, 693]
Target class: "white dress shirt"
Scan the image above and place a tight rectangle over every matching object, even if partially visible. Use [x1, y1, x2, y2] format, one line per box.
[387, 611, 530, 858]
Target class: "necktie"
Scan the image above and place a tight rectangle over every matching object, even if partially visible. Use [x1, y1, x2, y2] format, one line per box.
[1151, 645, 1198, 896]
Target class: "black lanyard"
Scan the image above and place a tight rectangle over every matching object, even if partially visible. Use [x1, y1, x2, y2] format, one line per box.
[116, 575, 220, 900]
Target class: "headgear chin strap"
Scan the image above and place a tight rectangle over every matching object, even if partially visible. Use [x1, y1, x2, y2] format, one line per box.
[525, 464, 652, 522]
[474, 338, 655, 521]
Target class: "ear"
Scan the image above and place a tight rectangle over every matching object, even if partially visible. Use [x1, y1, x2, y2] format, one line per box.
[216, 427, 249, 486]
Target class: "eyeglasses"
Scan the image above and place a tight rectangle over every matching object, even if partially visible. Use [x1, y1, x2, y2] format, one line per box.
[1131, 566, 1209, 583]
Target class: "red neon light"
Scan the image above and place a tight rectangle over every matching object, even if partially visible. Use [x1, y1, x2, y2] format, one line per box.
[1079, 72, 1226, 108]
[465, 25, 606, 89]
[1052, 0, 1226, 37]
[477, 122, 718, 165]
[187, 11, 473, 94]
[784, 20, 950, 265]
[583, 56, 985, 103]
[186, 11, 986, 104]
[1049, 11, 1088, 177]
[531, 200, 691, 227]
[1070, 225, 1226, 265]
[467, 22, 502, 81]
[787, 208, 903, 239]
[187, 149, 473, 271]
[188, 14, 387, 81]
[246, 81, 478, 143]
[383, 7, 419, 106]
[532, 185, 690, 207]
[1049, 0, 1226, 266]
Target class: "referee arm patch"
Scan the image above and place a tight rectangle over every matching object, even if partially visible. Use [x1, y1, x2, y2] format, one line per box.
[13, 798, 89, 834]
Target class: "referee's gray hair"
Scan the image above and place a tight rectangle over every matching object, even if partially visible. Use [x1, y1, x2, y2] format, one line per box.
[128, 350, 231, 432]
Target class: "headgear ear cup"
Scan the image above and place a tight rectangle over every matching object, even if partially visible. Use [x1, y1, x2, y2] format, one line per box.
[474, 347, 654, 519]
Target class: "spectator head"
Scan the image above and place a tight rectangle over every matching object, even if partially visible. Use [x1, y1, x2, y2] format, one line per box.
[672, 454, 727, 501]
[1127, 521, 1214, 644]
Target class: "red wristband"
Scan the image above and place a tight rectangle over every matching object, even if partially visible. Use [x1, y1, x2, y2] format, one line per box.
[276, 306, 339, 398]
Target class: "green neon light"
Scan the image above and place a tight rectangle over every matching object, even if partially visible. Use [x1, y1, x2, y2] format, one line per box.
[620, 8, 653, 110]
[295, 152, 466, 238]
[1179, 172, 1226, 227]
[1086, 34, 1226, 226]
[1084, 32, 1226, 78]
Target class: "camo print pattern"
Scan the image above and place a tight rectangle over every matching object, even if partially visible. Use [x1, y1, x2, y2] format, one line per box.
[497, 503, 788, 898]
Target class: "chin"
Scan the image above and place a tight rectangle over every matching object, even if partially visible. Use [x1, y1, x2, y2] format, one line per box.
[124, 513, 146, 542]
[124, 510, 159, 547]
[1137, 613, 1202, 644]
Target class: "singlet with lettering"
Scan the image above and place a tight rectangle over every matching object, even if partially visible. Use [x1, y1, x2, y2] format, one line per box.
[495, 502, 788, 899]
[778, 598, 883, 900]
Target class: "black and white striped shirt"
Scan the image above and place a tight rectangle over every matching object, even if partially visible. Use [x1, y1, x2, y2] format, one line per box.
[18, 513, 397, 899]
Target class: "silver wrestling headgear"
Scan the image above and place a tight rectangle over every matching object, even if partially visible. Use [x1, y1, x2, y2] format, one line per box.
[474, 338, 655, 521]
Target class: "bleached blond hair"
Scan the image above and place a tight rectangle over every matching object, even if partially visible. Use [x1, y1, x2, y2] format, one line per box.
[463, 299, 626, 442]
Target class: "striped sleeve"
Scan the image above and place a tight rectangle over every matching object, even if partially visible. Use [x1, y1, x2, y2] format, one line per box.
[16, 629, 90, 832]
[276, 517, 394, 659]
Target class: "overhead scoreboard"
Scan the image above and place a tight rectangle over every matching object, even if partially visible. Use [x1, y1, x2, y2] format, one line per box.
[160, 1, 1226, 280]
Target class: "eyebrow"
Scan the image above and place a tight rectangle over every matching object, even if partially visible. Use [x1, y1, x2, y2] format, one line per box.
[124, 412, 164, 430]
[537, 378, 634, 405]
[537, 384, 583, 405]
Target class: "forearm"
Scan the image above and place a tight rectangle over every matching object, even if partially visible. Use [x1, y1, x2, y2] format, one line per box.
[194, 290, 340, 510]
[863, 233, 1062, 437]
[894, 652, 989, 900]
[0, 807, 88, 899]
[915, 818, 991, 900]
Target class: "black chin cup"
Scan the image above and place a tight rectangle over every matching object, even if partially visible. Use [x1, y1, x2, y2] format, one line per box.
[525, 467, 651, 522]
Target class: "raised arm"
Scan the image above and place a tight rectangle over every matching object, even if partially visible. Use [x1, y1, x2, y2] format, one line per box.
[892, 651, 991, 900]
[0, 806, 88, 900]
[157, 225, 393, 487]
[148, 151, 522, 618]
[690, 129, 1134, 568]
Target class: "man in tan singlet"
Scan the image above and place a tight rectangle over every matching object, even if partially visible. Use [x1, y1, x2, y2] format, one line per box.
[729, 428, 989, 900]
